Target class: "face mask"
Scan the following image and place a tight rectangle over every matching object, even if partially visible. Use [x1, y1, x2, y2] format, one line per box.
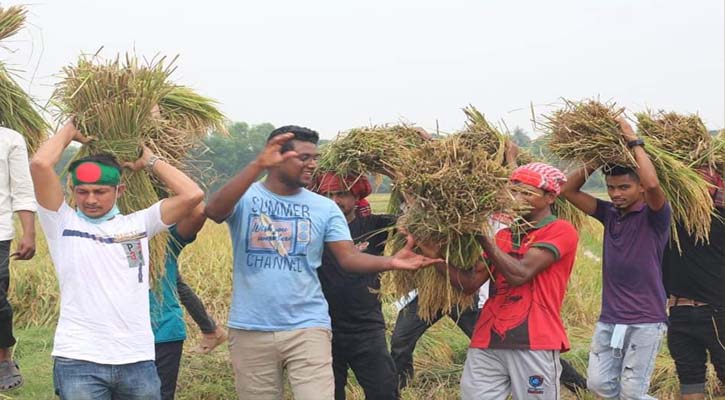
[75, 186, 121, 224]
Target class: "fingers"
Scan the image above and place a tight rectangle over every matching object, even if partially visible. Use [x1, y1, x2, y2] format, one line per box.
[268, 132, 295, 147]
[403, 234, 416, 251]
[281, 151, 299, 161]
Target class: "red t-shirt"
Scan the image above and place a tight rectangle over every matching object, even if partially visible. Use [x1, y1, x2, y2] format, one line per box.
[469, 217, 578, 351]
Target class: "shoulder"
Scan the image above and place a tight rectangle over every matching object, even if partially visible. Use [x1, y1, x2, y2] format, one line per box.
[0, 127, 23, 141]
[544, 219, 577, 235]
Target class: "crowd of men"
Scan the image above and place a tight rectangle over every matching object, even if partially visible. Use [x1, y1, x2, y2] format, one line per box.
[0, 116, 721, 399]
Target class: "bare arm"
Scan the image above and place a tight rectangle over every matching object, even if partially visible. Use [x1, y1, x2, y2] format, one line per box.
[175, 202, 206, 241]
[205, 133, 297, 223]
[418, 241, 490, 294]
[326, 235, 442, 274]
[477, 235, 557, 287]
[560, 165, 599, 216]
[618, 117, 666, 211]
[14, 210, 35, 260]
[124, 147, 204, 226]
[30, 121, 90, 211]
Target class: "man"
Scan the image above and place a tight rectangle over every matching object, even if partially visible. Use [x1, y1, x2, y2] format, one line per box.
[662, 167, 724, 399]
[0, 127, 36, 391]
[150, 201, 207, 400]
[315, 172, 398, 400]
[204, 125, 439, 400]
[418, 162, 579, 399]
[561, 117, 670, 399]
[30, 121, 204, 399]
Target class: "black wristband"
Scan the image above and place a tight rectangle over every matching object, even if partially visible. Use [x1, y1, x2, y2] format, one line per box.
[626, 138, 645, 149]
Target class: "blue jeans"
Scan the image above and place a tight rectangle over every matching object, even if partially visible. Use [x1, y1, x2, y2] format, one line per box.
[53, 357, 161, 400]
[586, 322, 666, 400]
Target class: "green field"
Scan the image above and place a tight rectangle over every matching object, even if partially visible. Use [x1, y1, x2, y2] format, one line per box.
[3, 194, 722, 399]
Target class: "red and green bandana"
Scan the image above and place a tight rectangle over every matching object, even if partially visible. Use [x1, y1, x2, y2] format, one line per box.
[71, 161, 121, 187]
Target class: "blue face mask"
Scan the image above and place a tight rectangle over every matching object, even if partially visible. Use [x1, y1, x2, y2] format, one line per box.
[75, 187, 121, 224]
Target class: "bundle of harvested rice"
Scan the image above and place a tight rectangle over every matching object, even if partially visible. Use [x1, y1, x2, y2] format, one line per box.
[541, 99, 633, 167]
[636, 111, 714, 168]
[54, 53, 225, 284]
[541, 99, 713, 246]
[316, 125, 428, 180]
[0, 6, 49, 153]
[385, 116, 514, 320]
[0, 5, 26, 41]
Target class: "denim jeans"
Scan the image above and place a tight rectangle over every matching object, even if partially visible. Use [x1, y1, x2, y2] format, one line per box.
[53, 357, 161, 400]
[586, 321, 666, 399]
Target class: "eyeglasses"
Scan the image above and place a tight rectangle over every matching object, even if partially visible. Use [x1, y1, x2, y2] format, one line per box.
[296, 154, 321, 164]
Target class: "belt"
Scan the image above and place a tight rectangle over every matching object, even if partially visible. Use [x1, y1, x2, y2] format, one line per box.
[668, 296, 709, 308]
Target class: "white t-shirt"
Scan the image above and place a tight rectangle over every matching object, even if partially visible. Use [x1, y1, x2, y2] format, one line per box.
[38, 201, 169, 364]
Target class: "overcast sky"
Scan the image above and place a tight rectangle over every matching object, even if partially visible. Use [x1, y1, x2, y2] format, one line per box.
[3, 0, 724, 138]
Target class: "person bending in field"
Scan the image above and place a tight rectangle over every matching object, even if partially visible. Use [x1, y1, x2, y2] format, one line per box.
[560, 117, 670, 399]
[30, 121, 204, 400]
[204, 125, 440, 400]
[417, 162, 579, 399]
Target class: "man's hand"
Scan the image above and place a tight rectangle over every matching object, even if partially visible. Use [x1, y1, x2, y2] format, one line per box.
[412, 127, 432, 141]
[616, 116, 638, 143]
[13, 234, 35, 260]
[254, 133, 298, 168]
[390, 235, 443, 271]
[416, 240, 441, 259]
[123, 146, 154, 172]
[64, 120, 93, 144]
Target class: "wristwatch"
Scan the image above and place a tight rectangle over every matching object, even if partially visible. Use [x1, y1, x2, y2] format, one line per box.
[145, 155, 161, 172]
[626, 138, 645, 149]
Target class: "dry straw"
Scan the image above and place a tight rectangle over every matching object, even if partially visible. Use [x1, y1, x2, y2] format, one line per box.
[541, 99, 714, 247]
[0, 6, 49, 153]
[53, 52, 225, 284]
[636, 110, 715, 168]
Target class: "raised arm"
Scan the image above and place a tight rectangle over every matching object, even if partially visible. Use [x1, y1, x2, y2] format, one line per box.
[175, 202, 207, 241]
[560, 165, 599, 216]
[30, 121, 90, 211]
[205, 133, 296, 223]
[618, 117, 666, 211]
[124, 146, 204, 226]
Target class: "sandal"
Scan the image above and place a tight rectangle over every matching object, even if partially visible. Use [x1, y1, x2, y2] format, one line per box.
[0, 360, 22, 391]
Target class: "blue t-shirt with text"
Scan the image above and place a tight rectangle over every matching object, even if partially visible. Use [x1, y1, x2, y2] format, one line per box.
[226, 182, 351, 331]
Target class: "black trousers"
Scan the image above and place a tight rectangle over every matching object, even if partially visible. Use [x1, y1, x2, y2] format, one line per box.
[668, 305, 725, 390]
[0, 240, 14, 348]
[332, 329, 398, 400]
[155, 340, 184, 400]
[390, 296, 587, 393]
[176, 274, 216, 334]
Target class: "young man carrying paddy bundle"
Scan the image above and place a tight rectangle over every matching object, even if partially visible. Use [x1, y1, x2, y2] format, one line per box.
[30, 121, 204, 399]
[205, 125, 440, 400]
[0, 127, 37, 391]
[416, 162, 579, 399]
[314, 172, 398, 400]
[662, 167, 724, 399]
[561, 117, 670, 399]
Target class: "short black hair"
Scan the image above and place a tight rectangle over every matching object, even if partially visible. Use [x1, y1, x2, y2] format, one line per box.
[267, 125, 319, 153]
[68, 153, 122, 174]
[602, 164, 640, 182]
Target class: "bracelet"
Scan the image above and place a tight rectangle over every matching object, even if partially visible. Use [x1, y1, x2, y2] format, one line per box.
[145, 155, 161, 173]
[626, 138, 645, 149]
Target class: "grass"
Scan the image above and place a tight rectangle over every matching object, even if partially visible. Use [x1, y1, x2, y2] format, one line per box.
[4, 194, 723, 399]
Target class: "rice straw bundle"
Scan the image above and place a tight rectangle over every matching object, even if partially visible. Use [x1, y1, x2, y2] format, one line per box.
[0, 6, 49, 153]
[636, 111, 714, 168]
[542, 99, 633, 167]
[541, 99, 713, 246]
[0, 65, 49, 152]
[0, 6, 26, 41]
[53, 53, 226, 285]
[387, 121, 514, 320]
[316, 125, 428, 180]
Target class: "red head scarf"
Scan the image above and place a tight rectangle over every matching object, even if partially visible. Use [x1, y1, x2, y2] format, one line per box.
[510, 162, 567, 195]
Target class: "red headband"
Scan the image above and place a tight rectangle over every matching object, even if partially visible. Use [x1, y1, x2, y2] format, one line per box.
[510, 162, 567, 195]
[316, 172, 372, 199]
